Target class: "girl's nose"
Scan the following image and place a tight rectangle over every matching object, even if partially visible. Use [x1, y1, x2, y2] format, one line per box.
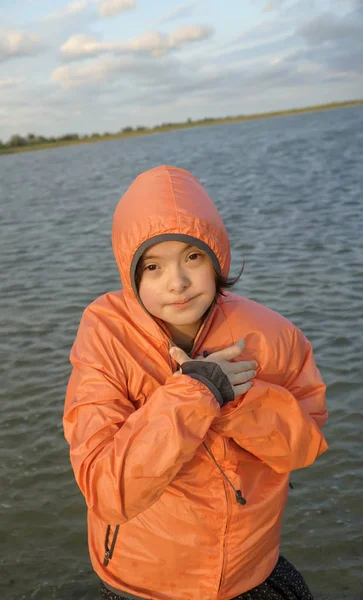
[167, 266, 190, 292]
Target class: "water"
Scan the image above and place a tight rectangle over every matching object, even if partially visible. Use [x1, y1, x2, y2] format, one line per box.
[1, 106, 362, 600]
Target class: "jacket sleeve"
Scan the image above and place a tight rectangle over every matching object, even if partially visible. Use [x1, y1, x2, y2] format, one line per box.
[63, 310, 220, 525]
[211, 327, 328, 473]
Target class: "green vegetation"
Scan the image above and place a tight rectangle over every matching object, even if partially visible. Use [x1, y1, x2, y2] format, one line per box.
[1, 99, 362, 156]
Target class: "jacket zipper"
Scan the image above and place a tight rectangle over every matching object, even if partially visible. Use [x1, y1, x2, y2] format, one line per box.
[218, 437, 229, 592]
[218, 476, 230, 592]
[103, 524, 120, 566]
[202, 439, 247, 592]
[203, 442, 246, 506]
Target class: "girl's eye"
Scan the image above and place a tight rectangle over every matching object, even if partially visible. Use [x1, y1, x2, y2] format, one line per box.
[188, 252, 201, 261]
[144, 264, 158, 271]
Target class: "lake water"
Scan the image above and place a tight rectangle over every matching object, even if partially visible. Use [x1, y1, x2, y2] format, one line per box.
[1, 105, 362, 600]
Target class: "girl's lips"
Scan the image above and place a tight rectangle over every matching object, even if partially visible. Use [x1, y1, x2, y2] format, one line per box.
[168, 296, 197, 308]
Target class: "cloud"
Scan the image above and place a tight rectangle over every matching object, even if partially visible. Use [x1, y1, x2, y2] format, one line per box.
[44, 0, 135, 22]
[154, 1, 199, 25]
[44, 0, 90, 21]
[168, 24, 213, 47]
[97, 0, 135, 18]
[293, 5, 363, 77]
[253, 0, 317, 20]
[0, 31, 43, 63]
[263, 0, 279, 11]
[0, 77, 24, 89]
[54, 3, 363, 99]
[60, 33, 100, 58]
[216, 1, 363, 82]
[297, 11, 363, 44]
[251, 0, 290, 13]
[51, 53, 183, 89]
[60, 24, 214, 59]
[51, 44, 306, 99]
[260, 0, 314, 14]
[225, 15, 294, 50]
[52, 60, 113, 89]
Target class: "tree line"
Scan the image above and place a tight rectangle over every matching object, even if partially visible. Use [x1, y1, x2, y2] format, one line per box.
[0, 127, 151, 149]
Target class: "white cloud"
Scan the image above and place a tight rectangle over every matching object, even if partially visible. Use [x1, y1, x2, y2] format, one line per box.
[296, 62, 321, 74]
[0, 31, 43, 63]
[154, 1, 199, 25]
[168, 24, 213, 47]
[44, 0, 90, 21]
[225, 17, 293, 50]
[97, 0, 135, 18]
[60, 34, 100, 58]
[128, 31, 169, 56]
[52, 60, 113, 88]
[51, 53, 180, 89]
[0, 77, 24, 89]
[263, 0, 278, 11]
[325, 70, 356, 79]
[43, 0, 135, 21]
[64, 0, 90, 15]
[262, 0, 292, 12]
[60, 24, 213, 59]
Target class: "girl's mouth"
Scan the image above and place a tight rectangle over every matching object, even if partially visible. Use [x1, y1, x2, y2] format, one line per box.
[169, 296, 197, 309]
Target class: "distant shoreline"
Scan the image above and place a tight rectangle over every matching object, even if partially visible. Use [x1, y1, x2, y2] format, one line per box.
[1, 99, 362, 156]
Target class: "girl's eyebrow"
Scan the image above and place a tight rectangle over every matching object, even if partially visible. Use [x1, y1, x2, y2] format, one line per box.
[143, 244, 196, 261]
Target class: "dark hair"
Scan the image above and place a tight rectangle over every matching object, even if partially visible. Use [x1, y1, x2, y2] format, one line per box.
[215, 260, 245, 296]
[135, 258, 245, 297]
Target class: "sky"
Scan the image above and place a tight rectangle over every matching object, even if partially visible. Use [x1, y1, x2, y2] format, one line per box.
[1, 0, 363, 141]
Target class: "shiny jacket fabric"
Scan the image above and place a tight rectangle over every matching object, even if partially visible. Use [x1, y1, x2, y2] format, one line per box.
[64, 166, 328, 600]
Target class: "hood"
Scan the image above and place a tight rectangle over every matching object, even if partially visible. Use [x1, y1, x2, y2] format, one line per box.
[112, 165, 231, 300]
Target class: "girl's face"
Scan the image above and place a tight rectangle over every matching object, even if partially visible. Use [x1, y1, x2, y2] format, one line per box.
[138, 241, 216, 345]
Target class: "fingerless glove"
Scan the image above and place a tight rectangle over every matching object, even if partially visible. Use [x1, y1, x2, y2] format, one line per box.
[181, 361, 234, 407]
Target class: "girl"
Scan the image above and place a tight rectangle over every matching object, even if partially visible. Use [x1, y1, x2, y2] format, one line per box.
[64, 165, 328, 600]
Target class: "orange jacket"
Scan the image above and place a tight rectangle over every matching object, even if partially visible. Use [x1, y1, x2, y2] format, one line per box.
[64, 166, 328, 600]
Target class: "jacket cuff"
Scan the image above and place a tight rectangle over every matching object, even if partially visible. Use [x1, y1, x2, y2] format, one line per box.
[181, 361, 234, 407]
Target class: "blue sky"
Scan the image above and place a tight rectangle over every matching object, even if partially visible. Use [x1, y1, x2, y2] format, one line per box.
[1, 0, 362, 140]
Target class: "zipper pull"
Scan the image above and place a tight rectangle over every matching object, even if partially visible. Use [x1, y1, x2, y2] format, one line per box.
[103, 524, 120, 567]
[235, 490, 247, 505]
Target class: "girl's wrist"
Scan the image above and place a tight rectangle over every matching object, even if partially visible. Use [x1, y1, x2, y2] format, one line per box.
[181, 360, 234, 406]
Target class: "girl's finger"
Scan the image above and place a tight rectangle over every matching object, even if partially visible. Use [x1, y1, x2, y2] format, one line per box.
[233, 381, 253, 397]
[229, 360, 258, 374]
[229, 370, 256, 385]
[169, 347, 189, 366]
[207, 343, 243, 362]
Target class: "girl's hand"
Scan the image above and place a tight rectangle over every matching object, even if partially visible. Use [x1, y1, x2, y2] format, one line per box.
[169, 339, 257, 398]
